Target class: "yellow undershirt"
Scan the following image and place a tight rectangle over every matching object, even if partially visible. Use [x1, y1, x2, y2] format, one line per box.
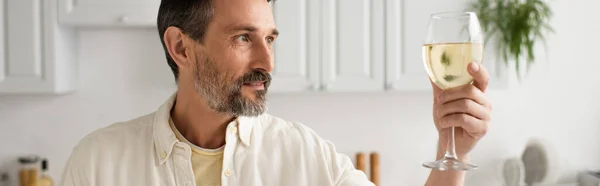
[169, 119, 224, 186]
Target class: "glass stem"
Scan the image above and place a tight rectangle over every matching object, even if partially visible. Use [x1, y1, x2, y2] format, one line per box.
[444, 127, 458, 160]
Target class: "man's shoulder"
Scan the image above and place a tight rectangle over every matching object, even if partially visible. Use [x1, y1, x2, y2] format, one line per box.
[257, 114, 328, 145]
[258, 114, 315, 134]
[74, 112, 156, 152]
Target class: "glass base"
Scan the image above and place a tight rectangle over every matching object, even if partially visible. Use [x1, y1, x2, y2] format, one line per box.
[422, 157, 478, 171]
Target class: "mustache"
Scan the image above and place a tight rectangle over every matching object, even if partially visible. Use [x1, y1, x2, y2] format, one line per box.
[237, 70, 272, 86]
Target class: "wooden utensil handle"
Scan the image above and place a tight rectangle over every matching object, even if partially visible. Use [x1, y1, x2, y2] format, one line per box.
[356, 152, 367, 173]
[370, 152, 380, 185]
[356, 153, 366, 173]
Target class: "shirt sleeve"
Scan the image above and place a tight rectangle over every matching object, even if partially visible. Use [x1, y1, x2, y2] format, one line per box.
[59, 139, 93, 186]
[293, 122, 375, 186]
[324, 140, 376, 186]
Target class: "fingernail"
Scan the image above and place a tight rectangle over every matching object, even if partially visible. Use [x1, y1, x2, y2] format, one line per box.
[470, 62, 480, 72]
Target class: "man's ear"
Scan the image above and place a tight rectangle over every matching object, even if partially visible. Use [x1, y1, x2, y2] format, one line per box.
[163, 26, 194, 70]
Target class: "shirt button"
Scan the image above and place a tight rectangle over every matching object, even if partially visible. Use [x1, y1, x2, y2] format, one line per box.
[230, 126, 238, 134]
[161, 151, 167, 158]
[224, 169, 233, 177]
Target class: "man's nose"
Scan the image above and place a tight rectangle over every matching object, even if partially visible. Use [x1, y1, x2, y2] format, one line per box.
[250, 40, 274, 73]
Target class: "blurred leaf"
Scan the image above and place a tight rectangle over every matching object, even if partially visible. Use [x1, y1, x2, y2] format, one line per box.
[468, 0, 554, 80]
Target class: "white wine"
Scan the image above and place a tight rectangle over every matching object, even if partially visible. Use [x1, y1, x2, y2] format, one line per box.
[423, 42, 483, 89]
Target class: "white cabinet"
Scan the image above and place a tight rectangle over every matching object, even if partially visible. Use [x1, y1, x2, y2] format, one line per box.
[320, 0, 385, 92]
[48, 0, 508, 93]
[271, 0, 387, 93]
[0, 0, 77, 94]
[385, 0, 507, 91]
[270, 0, 320, 93]
[58, 0, 161, 26]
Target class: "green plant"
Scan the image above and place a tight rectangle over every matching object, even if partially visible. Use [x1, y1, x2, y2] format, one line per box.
[469, 0, 554, 77]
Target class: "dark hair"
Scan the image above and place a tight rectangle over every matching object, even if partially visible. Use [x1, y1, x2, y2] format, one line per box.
[157, 0, 273, 81]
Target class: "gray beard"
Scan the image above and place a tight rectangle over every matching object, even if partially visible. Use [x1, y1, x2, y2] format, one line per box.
[193, 56, 268, 117]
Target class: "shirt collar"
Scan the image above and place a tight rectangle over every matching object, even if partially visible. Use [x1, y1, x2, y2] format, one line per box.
[152, 92, 258, 164]
[236, 116, 255, 147]
[152, 93, 179, 165]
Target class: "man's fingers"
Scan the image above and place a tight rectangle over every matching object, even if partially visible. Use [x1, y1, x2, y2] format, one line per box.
[468, 62, 489, 93]
[437, 99, 491, 121]
[438, 84, 490, 108]
[439, 113, 488, 137]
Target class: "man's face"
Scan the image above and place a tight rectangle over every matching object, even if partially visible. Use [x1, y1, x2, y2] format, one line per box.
[192, 0, 277, 117]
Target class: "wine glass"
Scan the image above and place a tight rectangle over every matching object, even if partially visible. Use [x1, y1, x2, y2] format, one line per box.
[422, 11, 484, 171]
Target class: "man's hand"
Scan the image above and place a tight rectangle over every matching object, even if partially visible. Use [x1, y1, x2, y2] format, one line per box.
[425, 62, 492, 186]
[432, 62, 491, 160]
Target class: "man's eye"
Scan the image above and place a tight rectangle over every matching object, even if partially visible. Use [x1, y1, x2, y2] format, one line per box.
[266, 37, 275, 44]
[236, 35, 250, 42]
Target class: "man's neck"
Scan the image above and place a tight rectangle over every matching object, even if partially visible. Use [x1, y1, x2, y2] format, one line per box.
[170, 91, 235, 149]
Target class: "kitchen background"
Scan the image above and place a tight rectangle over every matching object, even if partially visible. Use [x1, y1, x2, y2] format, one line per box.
[1, 0, 599, 185]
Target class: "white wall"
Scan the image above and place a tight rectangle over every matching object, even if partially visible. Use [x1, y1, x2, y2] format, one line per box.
[1, 1, 600, 185]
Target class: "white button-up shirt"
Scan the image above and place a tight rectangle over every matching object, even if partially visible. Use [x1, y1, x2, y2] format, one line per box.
[60, 94, 375, 186]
